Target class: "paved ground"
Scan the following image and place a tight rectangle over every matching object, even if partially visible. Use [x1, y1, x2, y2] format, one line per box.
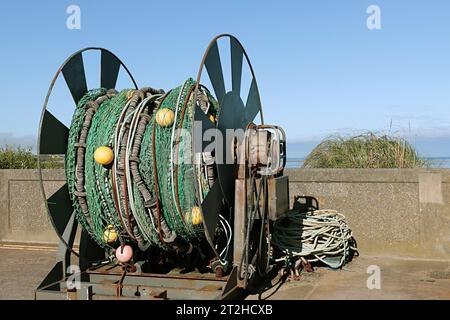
[249, 256, 450, 300]
[1, 243, 449, 300]
[0, 243, 58, 299]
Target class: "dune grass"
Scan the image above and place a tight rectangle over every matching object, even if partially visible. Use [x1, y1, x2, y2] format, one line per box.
[303, 133, 428, 169]
[0, 145, 64, 169]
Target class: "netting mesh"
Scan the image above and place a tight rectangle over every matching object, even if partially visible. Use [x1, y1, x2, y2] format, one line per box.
[84, 90, 131, 245]
[65, 80, 219, 250]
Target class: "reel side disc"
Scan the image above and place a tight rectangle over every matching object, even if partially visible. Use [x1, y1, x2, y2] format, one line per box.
[193, 34, 264, 256]
[37, 48, 137, 258]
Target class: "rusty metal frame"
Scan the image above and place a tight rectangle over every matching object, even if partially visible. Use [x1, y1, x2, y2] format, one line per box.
[36, 263, 244, 300]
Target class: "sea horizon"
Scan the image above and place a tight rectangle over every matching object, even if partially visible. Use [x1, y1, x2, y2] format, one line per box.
[286, 157, 450, 169]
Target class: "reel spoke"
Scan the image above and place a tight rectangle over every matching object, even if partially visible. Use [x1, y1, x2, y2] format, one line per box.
[201, 180, 223, 242]
[230, 37, 243, 96]
[39, 110, 69, 155]
[101, 50, 121, 90]
[217, 163, 236, 206]
[62, 52, 88, 104]
[205, 40, 226, 103]
[46, 183, 74, 236]
[244, 78, 261, 125]
[217, 92, 245, 206]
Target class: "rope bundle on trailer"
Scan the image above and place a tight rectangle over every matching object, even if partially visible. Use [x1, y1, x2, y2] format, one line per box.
[271, 209, 358, 269]
[65, 79, 220, 259]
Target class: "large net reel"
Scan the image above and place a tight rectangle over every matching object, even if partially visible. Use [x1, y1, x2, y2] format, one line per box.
[38, 35, 265, 276]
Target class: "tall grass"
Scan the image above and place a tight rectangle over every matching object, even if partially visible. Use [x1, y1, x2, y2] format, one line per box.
[0, 145, 64, 169]
[303, 133, 428, 168]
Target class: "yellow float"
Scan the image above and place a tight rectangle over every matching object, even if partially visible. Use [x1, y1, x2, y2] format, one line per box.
[191, 206, 203, 225]
[94, 146, 114, 165]
[156, 108, 175, 127]
[102, 224, 118, 244]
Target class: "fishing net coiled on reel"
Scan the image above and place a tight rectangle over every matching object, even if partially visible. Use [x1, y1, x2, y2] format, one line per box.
[65, 78, 220, 254]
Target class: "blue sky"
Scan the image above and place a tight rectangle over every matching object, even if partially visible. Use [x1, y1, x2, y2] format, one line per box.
[1, 0, 450, 157]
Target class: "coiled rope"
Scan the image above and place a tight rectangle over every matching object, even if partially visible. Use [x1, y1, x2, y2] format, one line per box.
[271, 210, 358, 269]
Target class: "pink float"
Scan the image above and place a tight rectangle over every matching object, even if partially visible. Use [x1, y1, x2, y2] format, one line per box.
[115, 245, 133, 263]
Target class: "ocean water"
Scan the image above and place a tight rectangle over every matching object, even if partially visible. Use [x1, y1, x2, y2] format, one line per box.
[285, 157, 450, 169]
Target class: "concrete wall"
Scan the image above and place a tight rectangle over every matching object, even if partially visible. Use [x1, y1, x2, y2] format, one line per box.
[0, 170, 64, 244]
[0, 169, 449, 259]
[287, 169, 450, 260]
